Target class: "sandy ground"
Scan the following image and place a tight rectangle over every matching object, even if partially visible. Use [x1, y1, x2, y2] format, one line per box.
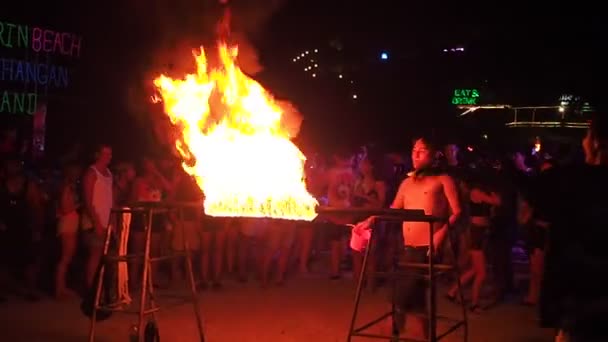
[0, 272, 554, 342]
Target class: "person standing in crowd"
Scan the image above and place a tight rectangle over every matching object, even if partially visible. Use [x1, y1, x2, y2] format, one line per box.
[444, 143, 460, 168]
[169, 170, 202, 287]
[0, 129, 18, 157]
[260, 220, 296, 287]
[355, 135, 461, 339]
[199, 216, 228, 290]
[0, 156, 44, 301]
[534, 112, 608, 342]
[325, 150, 356, 280]
[129, 157, 172, 289]
[487, 166, 517, 305]
[447, 172, 501, 313]
[518, 159, 554, 307]
[113, 162, 136, 207]
[351, 156, 386, 288]
[54, 162, 82, 299]
[441, 143, 469, 273]
[296, 154, 325, 275]
[82, 144, 113, 289]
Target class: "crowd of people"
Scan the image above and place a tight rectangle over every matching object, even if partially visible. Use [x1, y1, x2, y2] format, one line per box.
[0, 112, 606, 342]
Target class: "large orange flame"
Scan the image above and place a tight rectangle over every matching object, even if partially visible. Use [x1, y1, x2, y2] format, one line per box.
[153, 43, 318, 221]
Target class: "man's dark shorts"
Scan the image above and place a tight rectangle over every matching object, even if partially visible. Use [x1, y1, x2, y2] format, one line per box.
[392, 246, 430, 313]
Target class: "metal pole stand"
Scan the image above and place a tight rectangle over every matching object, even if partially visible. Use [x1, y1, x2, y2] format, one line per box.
[317, 207, 468, 342]
[87, 202, 206, 342]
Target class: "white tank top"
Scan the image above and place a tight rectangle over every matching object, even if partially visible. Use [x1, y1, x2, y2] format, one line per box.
[83, 166, 113, 229]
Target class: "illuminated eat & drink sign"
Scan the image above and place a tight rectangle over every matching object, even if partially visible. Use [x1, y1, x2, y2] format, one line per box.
[451, 89, 480, 105]
[0, 20, 82, 114]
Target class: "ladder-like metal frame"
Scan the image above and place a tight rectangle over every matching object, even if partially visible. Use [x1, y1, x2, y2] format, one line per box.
[87, 202, 205, 342]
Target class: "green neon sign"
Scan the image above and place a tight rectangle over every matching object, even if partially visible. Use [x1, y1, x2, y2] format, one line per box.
[451, 89, 479, 105]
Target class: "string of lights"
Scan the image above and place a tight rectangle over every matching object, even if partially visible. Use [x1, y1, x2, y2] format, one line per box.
[290, 48, 364, 101]
[289, 45, 468, 102]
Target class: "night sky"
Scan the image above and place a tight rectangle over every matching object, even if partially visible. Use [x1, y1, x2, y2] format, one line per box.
[1, 0, 604, 160]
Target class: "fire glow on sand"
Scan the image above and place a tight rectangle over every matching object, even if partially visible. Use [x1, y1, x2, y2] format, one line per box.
[152, 38, 318, 221]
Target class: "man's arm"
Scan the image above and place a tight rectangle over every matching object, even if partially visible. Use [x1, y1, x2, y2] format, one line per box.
[438, 175, 462, 234]
[428, 175, 462, 251]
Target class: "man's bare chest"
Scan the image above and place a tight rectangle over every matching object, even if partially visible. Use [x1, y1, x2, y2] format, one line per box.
[401, 177, 444, 208]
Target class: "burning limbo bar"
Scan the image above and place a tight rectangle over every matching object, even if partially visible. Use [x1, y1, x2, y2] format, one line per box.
[315, 207, 438, 223]
[125, 202, 439, 224]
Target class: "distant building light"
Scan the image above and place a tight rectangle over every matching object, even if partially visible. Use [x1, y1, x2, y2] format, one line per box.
[380, 52, 388, 60]
[558, 106, 565, 113]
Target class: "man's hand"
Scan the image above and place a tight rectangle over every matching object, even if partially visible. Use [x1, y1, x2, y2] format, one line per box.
[353, 216, 377, 235]
[431, 227, 447, 255]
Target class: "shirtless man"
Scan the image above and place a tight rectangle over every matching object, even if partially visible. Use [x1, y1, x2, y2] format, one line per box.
[355, 135, 461, 339]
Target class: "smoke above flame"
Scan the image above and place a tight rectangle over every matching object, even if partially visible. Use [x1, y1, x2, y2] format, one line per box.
[127, 0, 290, 146]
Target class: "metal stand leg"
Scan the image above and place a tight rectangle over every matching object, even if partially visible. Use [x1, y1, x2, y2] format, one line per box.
[86, 204, 208, 342]
[348, 223, 376, 342]
[88, 217, 115, 342]
[181, 208, 206, 342]
[447, 229, 468, 342]
[389, 245, 400, 342]
[137, 210, 154, 342]
[428, 222, 437, 342]
[146, 243, 159, 324]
